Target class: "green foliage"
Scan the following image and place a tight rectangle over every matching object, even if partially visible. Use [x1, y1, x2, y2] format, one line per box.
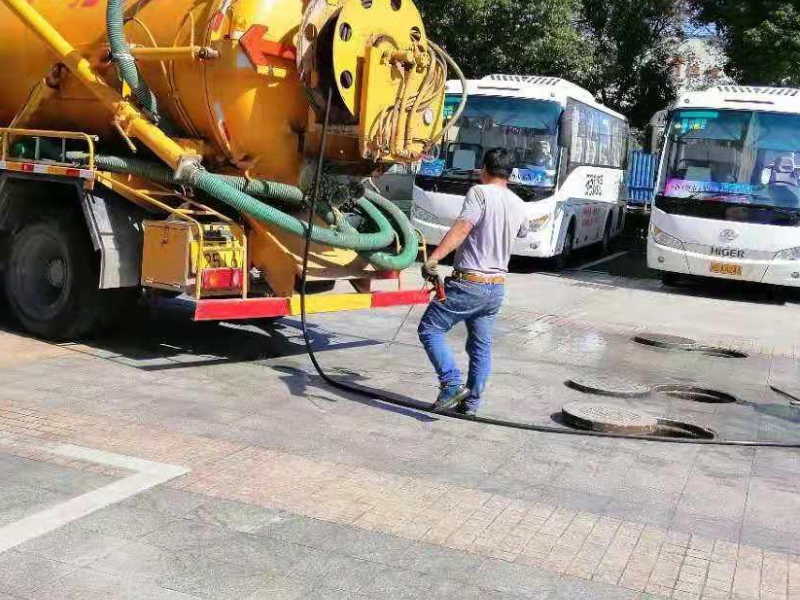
[691, 1, 800, 86]
[417, 0, 593, 79]
[417, 0, 682, 128]
[578, 0, 682, 128]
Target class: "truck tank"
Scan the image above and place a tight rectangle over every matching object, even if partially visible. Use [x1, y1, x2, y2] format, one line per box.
[0, 0, 452, 183]
[0, 0, 464, 340]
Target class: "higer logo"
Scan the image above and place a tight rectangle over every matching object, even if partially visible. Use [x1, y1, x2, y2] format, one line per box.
[710, 247, 745, 258]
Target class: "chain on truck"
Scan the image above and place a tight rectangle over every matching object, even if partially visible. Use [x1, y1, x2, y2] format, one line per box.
[0, 0, 465, 340]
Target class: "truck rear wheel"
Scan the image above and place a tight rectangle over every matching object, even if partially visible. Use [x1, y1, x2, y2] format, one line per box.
[4, 218, 108, 340]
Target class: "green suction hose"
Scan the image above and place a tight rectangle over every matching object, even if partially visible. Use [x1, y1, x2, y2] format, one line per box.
[73, 154, 409, 256]
[359, 189, 420, 271]
[106, 0, 159, 120]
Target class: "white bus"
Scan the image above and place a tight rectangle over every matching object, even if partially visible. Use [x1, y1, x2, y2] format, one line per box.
[648, 86, 800, 287]
[410, 75, 629, 267]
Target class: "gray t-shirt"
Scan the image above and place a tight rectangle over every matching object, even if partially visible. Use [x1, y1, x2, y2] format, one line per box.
[453, 184, 529, 275]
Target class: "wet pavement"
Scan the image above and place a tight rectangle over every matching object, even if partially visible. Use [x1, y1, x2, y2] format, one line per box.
[1, 235, 800, 599]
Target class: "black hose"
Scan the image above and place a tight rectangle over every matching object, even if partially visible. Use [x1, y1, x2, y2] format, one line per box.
[295, 102, 799, 451]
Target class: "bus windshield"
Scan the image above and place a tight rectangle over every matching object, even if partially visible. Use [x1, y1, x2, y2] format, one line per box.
[420, 95, 562, 188]
[660, 109, 800, 223]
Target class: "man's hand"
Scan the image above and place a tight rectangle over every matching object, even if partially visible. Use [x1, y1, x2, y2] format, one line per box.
[421, 259, 439, 282]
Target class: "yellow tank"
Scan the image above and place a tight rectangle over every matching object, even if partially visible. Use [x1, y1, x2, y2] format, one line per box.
[0, 0, 445, 184]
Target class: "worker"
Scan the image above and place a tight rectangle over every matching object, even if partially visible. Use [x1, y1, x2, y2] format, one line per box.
[418, 148, 529, 416]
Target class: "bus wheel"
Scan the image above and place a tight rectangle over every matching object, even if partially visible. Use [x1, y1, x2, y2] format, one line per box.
[4, 218, 107, 340]
[601, 216, 613, 255]
[553, 223, 575, 271]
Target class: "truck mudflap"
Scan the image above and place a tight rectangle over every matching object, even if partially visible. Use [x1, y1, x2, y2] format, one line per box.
[193, 289, 431, 321]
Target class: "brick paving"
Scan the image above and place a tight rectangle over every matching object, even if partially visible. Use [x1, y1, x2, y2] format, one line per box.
[1, 402, 798, 599]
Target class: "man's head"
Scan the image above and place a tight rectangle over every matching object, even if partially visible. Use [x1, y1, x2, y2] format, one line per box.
[480, 148, 514, 183]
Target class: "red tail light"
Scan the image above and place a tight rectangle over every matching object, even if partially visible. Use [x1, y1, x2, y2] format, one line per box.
[201, 268, 243, 291]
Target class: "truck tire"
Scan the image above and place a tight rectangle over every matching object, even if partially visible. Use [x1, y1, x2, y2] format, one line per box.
[4, 218, 109, 340]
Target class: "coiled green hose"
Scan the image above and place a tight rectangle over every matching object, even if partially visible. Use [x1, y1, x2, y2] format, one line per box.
[360, 189, 420, 271]
[73, 153, 417, 268]
[106, 0, 159, 120]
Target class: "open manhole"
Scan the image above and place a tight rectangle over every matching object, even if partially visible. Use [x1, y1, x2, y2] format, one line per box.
[561, 402, 716, 440]
[689, 346, 748, 359]
[633, 333, 697, 350]
[655, 385, 737, 403]
[566, 374, 652, 398]
[654, 419, 715, 440]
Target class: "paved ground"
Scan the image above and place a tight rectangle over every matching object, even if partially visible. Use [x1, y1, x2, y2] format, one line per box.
[1, 243, 799, 599]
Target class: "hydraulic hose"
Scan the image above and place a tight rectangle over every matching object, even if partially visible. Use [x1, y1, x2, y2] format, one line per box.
[106, 0, 159, 120]
[359, 188, 419, 271]
[74, 153, 406, 254]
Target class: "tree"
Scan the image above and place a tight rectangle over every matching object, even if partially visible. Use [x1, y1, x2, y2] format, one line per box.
[690, 1, 800, 86]
[577, 0, 684, 128]
[417, 0, 593, 81]
[417, 0, 683, 129]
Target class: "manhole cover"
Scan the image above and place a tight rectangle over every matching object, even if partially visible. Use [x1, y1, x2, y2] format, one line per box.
[562, 402, 658, 434]
[566, 374, 652, 398]
[655, 385, 737, 403]
[633, 333, 697, 350]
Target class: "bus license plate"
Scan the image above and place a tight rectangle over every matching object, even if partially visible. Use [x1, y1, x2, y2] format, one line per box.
[710, 262, 742, 276]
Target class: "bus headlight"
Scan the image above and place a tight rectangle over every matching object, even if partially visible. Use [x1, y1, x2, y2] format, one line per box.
[651, 225, 684, 250]
[528, 214, 551, 232]
[774, 247, 800, 261]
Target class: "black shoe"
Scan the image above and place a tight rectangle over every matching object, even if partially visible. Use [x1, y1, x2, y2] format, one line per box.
[431, 385, 470, 413]
[456, 401, 477, 417]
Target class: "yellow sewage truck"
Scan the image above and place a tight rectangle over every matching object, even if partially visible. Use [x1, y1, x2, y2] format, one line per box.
[0, 0, 461, 339]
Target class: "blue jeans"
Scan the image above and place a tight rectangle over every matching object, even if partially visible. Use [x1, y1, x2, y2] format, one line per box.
[417, 278, 505, 411]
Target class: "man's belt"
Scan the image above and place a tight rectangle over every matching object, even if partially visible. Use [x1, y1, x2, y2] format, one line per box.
[451, 270, 506, 285]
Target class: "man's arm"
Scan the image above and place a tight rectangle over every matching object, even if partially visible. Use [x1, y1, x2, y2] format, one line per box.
[429, 219, 474, 262]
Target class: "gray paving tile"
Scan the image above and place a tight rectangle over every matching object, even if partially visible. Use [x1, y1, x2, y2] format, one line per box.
[26, 567, 200, 600]
[471, 558, 560, 599]
[243, 575, 314, 600]
[396, 541, 483, 582]
[0, 484, 72, 526]
[355, 566, 438, 600]
[0, 551, 77, 597]
[550, 575, 639, 599]
[309, 554, 386, 594]
[139, 518, 236, 552]
[89, 539, 196, 582]
[670, 509, 741, 543]
[116, 488, 206, 518]
[187, 498, 287, 533]
[155, 559, 280, 600]
[14, 524, 128, 566]
[73, 504, 176, 540]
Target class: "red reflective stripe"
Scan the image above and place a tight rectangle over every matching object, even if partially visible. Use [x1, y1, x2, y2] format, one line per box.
[373, 270, 400, 280]
[65, 168, 81, 177]
[194, 297, 290, 321]
[371, 289, 430, 308]
[21, 163, 34, 172]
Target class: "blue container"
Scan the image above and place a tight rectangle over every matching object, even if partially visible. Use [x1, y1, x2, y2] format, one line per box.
[626, 151, 659, 207]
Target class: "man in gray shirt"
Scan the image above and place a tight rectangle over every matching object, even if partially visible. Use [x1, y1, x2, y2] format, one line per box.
[418, 148, 529, 415]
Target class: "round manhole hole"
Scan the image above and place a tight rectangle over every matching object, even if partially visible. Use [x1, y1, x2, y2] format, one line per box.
[655, 385, 737, 403]
[655, 419, 715, 440]
[690, 346, 748, 359]
[566, 374, 652, 398]
[633, 333, 697, 350]
[562, 402, 658, 434]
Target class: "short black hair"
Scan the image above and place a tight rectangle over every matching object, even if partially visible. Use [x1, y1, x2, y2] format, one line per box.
[482, 148, 514, 179]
